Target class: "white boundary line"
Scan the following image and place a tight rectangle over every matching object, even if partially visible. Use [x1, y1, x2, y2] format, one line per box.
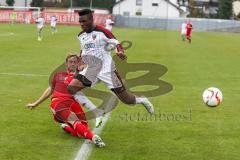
[74, 95, 117, 160]
[0, 72, 48, 77]
[0, 32, 14, 36]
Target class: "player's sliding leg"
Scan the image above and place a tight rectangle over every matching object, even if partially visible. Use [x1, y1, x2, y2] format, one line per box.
[61, 123, 77, 136]
[72, 121, 105, 147]
[74, 91, 104, 128]
[53, 108, 78, 136]
[70, 118, 105, 147]
[72, 121, 93, 139]
[55, 108, 105, 147]
[63, 119, 105, 147]
[68, 75, 105, 128]
[70, 100, 105, 147]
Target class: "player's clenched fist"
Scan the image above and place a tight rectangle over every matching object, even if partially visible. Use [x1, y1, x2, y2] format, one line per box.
[26, 103, 38, 109]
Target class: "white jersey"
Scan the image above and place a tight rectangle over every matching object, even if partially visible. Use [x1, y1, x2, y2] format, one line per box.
[36, 17, 44, 29]
[77, 25, 120, 73]
[181, 22, 187, 35]
[50, 16, 57, 27]
[105, 18, 114, 31]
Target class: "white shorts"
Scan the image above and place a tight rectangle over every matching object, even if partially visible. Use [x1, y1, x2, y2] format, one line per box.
[181, 30, 186, 35]
[51, 23, 56, 27]
[37, 26, 43, 30]
[77, 65, 123, 89]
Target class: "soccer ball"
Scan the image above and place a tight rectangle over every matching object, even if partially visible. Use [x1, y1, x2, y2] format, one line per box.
[105, 42, 116, 51]
[202, 87, 223, 107]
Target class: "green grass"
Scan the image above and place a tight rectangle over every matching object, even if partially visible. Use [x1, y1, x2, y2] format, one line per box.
[0, 23, 240, 160]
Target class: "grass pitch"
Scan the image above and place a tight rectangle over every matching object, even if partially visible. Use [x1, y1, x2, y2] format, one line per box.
[0, 23, 240, 160]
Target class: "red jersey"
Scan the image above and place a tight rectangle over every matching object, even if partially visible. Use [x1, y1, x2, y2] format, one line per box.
[186, 23, 193, 36]
[50, 72, 86, 125]
[51, 72, 75, 99]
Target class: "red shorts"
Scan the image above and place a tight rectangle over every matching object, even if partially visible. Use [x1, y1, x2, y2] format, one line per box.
[50, 98, 87, 127]
[186, 30, 192, 37]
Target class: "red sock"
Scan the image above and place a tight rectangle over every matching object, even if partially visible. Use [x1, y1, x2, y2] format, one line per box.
[73, 121, 93, 140]
[63, 124, 77, 137]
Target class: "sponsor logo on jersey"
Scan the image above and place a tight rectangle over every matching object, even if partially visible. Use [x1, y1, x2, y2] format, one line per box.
[92, 34, 96, 40]
[84, 43, 96, 49]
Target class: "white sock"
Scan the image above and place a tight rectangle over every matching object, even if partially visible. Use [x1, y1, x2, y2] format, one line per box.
[74, 92, 97, 110]
[135, 97, 146, 104]
[74, 92, 104, 117]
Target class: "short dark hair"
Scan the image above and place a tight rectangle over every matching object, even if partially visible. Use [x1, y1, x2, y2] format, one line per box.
[78, 9, 93, 16]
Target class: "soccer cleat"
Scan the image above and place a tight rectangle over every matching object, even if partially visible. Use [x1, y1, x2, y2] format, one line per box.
[95, 116, 103, 128]
[61, 123, 68, 129]
[92, 135, 105, 148]
[37, 37, 42, 41]
[141, 97, 154, 114]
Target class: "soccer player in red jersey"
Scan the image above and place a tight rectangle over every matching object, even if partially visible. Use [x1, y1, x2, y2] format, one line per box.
[26, 54, 105, 147]
[186, 21, 193, 43]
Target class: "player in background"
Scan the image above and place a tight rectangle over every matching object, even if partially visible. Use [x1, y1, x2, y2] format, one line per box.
[186, 20, 193, 43]
[35, 14, 45, 41]
[26, 54, 105, 147]
[105, 15, 114, 31]
[24, 13, 30, 24]
[180, 21, 187, 41]
[10, 12, 17, 24]
[50, 15, 58, 34]
[68, 9, 154, 115]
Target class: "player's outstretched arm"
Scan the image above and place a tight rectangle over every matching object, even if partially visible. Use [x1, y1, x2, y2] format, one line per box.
[100, 25, 127, 60]
[26, 86, 53, 110]
[105, 38, 127, 60]
[116, 44, 126, 60]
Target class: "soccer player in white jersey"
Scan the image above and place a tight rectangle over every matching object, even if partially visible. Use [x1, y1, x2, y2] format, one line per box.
[67, 9, 154, 115]
[105, 16, 114, 31]
[181, 21, 187, 41]
[50, 15, 58, 34]
[35, 15, 45, 41]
